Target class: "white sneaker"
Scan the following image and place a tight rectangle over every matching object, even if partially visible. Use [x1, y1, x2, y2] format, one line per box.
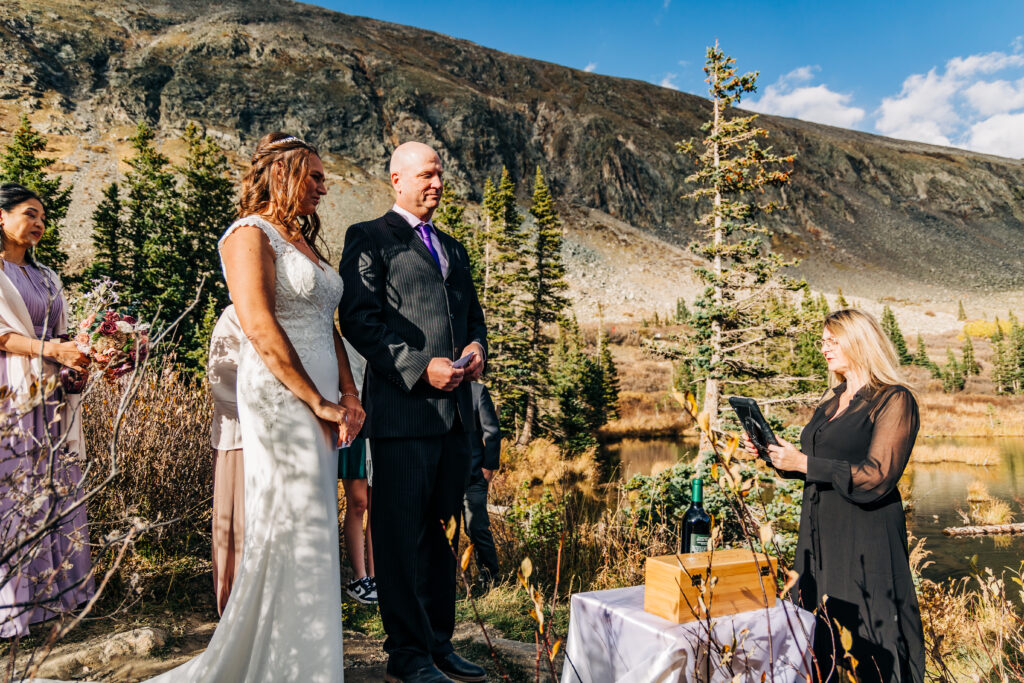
[345, 576, 378, 604]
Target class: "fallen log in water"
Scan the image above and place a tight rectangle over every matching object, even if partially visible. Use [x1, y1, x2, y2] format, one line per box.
[942, 522, 1024, 536]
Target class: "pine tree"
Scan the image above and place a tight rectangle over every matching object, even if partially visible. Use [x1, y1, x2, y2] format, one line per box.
[0, 116, 72, 275]
[123, 122, 180, 308]
[435, 183, 482, 289]
[187, 296, 221, 375]
[480, 177, 500, 306]
[912, 333, 941, 378]
[597, 325, 620, 420]
[993, 337, 1014, 394]
[957, 300, 967, 321]
[1010, 316, 1024, 394]
[178, 123, 236, 370]
[517, 168, 569, 444]
[482, 168, 530, 430]
[940, 348, 965, 393]
[817, 293, 830, 315]
[880, 305, 912, 364]
[549, 316, 608, 454]
[674, 42, 796, 452]
[82, 182, 124, 283]
[674, 298, 690, 323]
[961, 334, 980, 376]
[836, 288, 849, 308]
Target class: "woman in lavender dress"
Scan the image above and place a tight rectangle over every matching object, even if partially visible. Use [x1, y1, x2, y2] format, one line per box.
[0, 184, 93, 638]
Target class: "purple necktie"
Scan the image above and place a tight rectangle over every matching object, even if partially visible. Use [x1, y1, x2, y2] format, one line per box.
[416, 222, 443, 272]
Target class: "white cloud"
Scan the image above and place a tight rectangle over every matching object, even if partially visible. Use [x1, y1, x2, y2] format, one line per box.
[780, 65, 816, 84]
[659, 72, 679, 90]
[873, 50, 1024, 154]
[876, 68, 961, 145]
[583, 62, 597, 73]
[1014, 35, 1024, 53]
[747, 66, 866, 128]
[963, 78, 1024, 116]
[966, 112, 1024, 157]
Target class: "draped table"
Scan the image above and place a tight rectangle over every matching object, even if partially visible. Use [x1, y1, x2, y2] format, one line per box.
[560, 586, 815, 683]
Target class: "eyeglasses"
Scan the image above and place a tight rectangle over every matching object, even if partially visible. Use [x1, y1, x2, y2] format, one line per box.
[817, 338, 839, 351]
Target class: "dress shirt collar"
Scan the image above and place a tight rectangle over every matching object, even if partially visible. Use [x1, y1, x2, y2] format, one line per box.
[391, 204, 434, 231]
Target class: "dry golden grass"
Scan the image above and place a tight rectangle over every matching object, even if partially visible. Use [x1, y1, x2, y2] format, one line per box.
[912, 442, 1000, 466]
[600, 390, 691, 439]
[960, 481, 1017, 525]
[967, 480, 990, 503]
[918, 391, 1024, 437]
[912, 536, 1024, 681]
[493, 438, 600, 493]
[82, 370, 217, 610]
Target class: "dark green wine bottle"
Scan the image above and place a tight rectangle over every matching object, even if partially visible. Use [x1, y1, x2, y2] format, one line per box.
[681, 477, 712, 553]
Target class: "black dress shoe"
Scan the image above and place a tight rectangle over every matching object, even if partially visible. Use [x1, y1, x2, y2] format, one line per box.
[434, 653, 486, 682]
[384, 664, 455, 683]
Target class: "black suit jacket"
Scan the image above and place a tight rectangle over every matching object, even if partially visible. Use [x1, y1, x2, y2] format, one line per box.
[470, 382, 501, 473]
[339, 211, 488, 439]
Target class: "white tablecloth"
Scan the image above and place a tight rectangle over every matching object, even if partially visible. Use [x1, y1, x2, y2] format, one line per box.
[561, 586, 815, 683]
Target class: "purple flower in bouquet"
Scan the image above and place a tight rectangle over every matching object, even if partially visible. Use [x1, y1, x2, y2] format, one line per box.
[110, 362, 133, 379]
[98, 320, 118, 335]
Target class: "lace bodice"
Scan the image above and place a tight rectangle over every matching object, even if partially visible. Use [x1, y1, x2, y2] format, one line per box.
[219, 216, 342, 353]
[219, 216, 343, 419]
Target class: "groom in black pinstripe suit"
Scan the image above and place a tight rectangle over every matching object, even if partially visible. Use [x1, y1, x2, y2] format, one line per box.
[339, 142, 488, 683]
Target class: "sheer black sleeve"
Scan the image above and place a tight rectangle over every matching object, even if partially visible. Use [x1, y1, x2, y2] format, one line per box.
[805, 386, 919, 504]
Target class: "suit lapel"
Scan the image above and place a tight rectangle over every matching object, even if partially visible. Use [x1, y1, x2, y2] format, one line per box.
[384, 211, 444, 279]
[435, 230, 454, 281]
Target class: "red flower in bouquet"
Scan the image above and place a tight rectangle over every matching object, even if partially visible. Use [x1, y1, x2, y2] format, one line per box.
[62, 307, 150, 393]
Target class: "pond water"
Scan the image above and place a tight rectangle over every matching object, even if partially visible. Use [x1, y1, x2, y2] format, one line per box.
[599, 436, 1024, 586]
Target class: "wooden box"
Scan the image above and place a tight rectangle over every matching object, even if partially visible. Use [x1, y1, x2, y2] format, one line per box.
[644, 548, 778, 623]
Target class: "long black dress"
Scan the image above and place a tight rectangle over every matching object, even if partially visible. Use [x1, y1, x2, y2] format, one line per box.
[789, 382, 924, 683]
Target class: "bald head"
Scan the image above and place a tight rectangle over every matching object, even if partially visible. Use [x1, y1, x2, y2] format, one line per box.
[389, 142, 440, 175]
[389, 141, 444, 221]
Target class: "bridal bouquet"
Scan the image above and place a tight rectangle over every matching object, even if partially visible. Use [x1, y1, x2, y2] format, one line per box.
[60, 309, 150, 392]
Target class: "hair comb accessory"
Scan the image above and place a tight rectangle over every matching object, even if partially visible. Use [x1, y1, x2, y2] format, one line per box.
[266, 136, 306, 148]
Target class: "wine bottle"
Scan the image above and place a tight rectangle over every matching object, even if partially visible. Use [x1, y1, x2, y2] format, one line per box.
[681, 477, 712, 553]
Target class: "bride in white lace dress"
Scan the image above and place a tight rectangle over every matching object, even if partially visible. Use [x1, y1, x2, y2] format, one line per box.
[147, 133, 363, 682]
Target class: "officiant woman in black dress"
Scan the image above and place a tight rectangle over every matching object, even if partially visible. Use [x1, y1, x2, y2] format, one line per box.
[745, 308, 924, 683]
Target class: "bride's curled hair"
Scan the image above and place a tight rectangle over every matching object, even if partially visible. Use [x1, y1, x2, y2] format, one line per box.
[239, 132, 326, 260]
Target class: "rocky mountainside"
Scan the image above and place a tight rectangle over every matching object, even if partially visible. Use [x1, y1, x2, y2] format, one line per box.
[1, 0, 1023, 323]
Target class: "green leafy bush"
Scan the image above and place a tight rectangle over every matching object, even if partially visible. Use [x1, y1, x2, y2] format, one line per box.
[621, 460, 803, 567]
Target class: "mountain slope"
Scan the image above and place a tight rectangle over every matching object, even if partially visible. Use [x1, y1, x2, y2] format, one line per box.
[1, 0, 1022, 321]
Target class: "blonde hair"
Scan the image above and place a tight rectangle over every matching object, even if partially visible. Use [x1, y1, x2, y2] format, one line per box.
[822, 308, 913, 396]
[238, 132, 326, 261]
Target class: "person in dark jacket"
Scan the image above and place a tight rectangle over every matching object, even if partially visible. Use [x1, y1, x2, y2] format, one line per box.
[463, 382, 500, 587]
[339, 142, 488, 683]
[743, 308, 924, 683]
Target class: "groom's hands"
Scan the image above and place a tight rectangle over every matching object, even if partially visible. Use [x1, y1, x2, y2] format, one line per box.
[423, 343, 485, 390]
[460, 342, 485, 381]
[423, 357, 465, 391]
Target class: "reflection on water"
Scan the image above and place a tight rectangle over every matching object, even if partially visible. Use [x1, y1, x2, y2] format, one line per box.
[600, 437, 699, 481]
[906, 437, 1024, 585]
[600, 436, 1024, 584]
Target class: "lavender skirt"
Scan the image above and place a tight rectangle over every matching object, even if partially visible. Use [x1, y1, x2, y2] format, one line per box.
[0, 262, 94, 638]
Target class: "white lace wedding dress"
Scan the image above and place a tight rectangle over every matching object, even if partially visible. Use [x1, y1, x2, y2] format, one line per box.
[155, 216, 348, 682]
[41, 216, 347, 683]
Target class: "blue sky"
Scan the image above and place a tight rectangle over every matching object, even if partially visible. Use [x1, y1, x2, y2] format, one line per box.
[318, 1, 1024, 157]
